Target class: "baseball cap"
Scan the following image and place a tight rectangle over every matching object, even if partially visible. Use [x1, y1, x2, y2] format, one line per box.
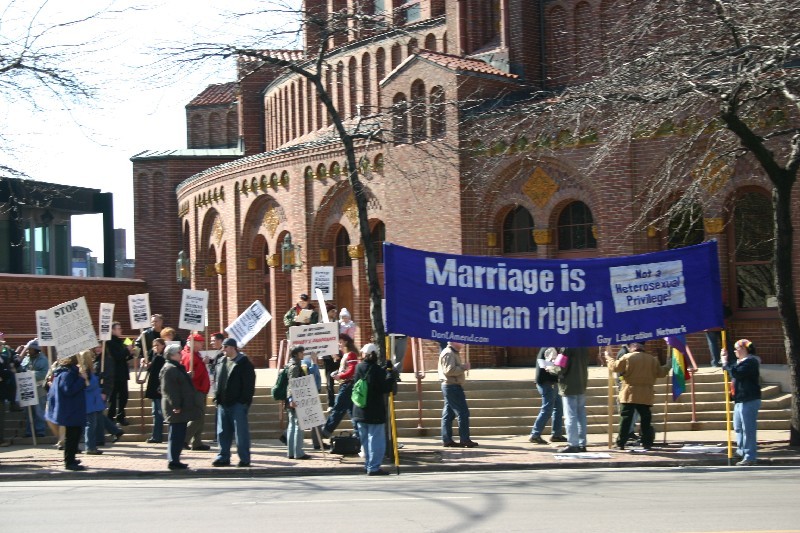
[222, 338, 238, 348]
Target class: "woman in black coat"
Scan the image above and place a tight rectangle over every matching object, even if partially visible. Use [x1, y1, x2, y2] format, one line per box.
[351, 343, 394, 476]
[159, 344, 199, 470]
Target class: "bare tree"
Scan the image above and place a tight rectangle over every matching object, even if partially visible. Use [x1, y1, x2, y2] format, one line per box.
[467, 0, 800, 444]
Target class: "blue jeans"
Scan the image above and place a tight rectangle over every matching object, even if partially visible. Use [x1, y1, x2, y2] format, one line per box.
[84, 411, 102, 451]
[441, 383, 471, 443]
[168, 422, 187, 464]
[286, 408, 304, 458]
[734, 399, 760, 461]
[358, 422, 386, 473]
[531, 383, 563, 438]
[95, 411, 121, 445]
[562, 394, 587, 447]
[216, 403, 251, 463]
[151, 400, 164, 441]
[25, 392, 46, 436]
[323, 381, 354, 435]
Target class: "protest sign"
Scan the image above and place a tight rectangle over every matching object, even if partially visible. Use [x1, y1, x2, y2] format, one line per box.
[128, 293, 151, 329]
[384, 241, 724, 347]
[312, 266, 334, 301]
[179, 289, 209, 331]
[46, 297, 98, 356]
[98, 303, 115, 341]
[289, 374, 326, 430]
[35, 310, 56, 347]
[225, 300, 272, 347]
[288, 322, 338, 359]
[15, 371, 39, 407]
[315, 289, 328, 322]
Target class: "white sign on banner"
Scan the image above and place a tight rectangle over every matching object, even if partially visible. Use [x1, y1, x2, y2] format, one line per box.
[98, 303, 116, 341]
[15, 372, 39, 407]
[311, 266, 334, 301]
[128, 293, 151, 329]
[225, 300, 273, 347]
[288, 322, 339, 359]
[35, 310, 56, 347]
[46, 297, 98, 357]
[179, 289, 209, 331]
[289, 374, 326, 430]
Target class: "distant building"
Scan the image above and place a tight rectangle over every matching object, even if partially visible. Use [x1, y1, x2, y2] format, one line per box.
[71, 246, 92, 277]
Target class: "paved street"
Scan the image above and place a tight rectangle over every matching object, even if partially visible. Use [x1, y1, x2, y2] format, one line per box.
[4, 467, 799, 532]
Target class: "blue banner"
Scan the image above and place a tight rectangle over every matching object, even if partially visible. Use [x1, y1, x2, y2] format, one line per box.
[384, 242, 723, 347]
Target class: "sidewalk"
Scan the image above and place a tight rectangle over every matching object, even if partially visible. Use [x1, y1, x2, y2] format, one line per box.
[2, 429, 797, 481]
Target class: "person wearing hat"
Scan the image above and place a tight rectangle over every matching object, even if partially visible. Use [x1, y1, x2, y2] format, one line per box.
[46, 354, 88, 470]
[352, 343, 395, 475]
[283, 293, 319, 330]
[721, 339, 762, 466]
[20, 338, 49, 438]
[181, 332, 211, 451]
[338, 308, 357, 339]
[160, 344, 200, 470]
[212, 337, 256, 467]
[604, 341, 670, 451]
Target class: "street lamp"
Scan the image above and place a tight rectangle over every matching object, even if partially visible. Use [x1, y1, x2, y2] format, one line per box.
[176, 250, 190, 284]
[281, 233, 303, 272]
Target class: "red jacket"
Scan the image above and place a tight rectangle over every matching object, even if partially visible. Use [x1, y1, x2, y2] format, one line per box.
[181, 347, 210, 394]
[337, 351, 359, 382]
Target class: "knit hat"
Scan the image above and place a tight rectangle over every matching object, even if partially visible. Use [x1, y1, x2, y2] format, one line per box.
[339, 308, 351, 318]
[25, 338, 40, 351]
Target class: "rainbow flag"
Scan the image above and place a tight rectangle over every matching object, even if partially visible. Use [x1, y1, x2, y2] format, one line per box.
[664, 335, 691, 400]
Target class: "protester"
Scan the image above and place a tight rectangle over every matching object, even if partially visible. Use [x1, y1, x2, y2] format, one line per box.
[283, 293, 319, 330]
[322, 305, 341, 411]
[160, 344, 199, 470]
[208, 332, 227, 442]
[722, 339, 762, 466]
[338, 308, 357, 339]
[301, 350, 328, 450]
[78, 350, 105, 455]
[46, 355, 87, 471]
[181, 333, 211, 451]
[143, 338, 167, 443]
[352, 343, 395, 476]
[92, 343, 124, 446]
[285, 345, 310, 460]
[0, 332, 16, 446]
[19, 338, 48, 438]
[160, 327, 177, 343]
[605, 342, 670, 450]
[556, 347, 590, 453]
[321, 334, 360, 438]
[136, 314, 164, 355]
[213, 338, 256, 468]
[438, 341, 478, 448]
[107, 322, 133, 425]
[528, 347, 565, 445]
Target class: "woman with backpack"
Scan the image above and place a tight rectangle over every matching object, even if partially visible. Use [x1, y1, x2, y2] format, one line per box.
[352, 343, 395, 476]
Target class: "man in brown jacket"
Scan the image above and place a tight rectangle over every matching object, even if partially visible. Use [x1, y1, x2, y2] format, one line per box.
[604, 341, 670, 450]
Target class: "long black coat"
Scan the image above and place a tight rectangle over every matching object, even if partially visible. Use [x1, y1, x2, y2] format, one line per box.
[351, 360, 394, 425]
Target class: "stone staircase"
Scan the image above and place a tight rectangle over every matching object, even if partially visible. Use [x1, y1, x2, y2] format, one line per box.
[5, 372, 791, 444]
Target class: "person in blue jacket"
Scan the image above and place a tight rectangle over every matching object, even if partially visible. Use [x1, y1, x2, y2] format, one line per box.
[79, 350, 106, 456]
[721, 338, 762, 466]
[46, 355, 87, 471]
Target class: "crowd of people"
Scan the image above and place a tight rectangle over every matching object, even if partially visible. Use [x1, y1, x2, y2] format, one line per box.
[0, 298, 764, 472]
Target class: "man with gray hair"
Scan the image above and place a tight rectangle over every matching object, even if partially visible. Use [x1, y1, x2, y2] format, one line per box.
[20, 339, 48, 438]
[438, 341, 478, 448]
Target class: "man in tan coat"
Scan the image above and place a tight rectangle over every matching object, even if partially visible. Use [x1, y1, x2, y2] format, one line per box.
[604, 341, 670, 450]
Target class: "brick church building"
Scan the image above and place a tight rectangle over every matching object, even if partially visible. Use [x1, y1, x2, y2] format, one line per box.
[132, 0, 787, 368]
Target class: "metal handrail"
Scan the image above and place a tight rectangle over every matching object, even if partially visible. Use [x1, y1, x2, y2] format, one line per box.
[411, 337, 426, 432]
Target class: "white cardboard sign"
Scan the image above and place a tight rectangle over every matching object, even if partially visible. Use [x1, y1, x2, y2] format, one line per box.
[35, 310, 56, 347]
[289, 374, 326, 430]
[16, 372, 39, 407]
[46, 296, 98, 357]
[311, 266, 334, 301]
[128, 293, 151, 329]
[98, 303, 115, 341]
[179, 289, 209, 331]
[225, 300, 273, 347]
[288, 322, 338, 359]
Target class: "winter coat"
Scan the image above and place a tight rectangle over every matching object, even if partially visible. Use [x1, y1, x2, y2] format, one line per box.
[180, 347, 210, 394]
[557, 347, 590, 397]
[438, 346, 466, 386]
[160, 359, 200, 424]
[214, 353, 256, 407]
[107, 335, 131, 381]
[607, 349, 670, 405]
[351, 360, 394, 425]
[45, 365, 87, 427]
[144, 354, 165, 400]
[84, 373, 106, 414]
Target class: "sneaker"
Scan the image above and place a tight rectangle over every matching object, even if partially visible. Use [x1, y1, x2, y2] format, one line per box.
[367, 469, 390, 476]
[736, 459, 757, 466]
[528, 435, 548, 445]
[191, 444, 211, 451]
[549, 435, 568, 443]
[442, 440, 462, 448]
[84, 449, 103, 455]
[278, 434, 287, 444]
[146, 438, 162, 444]
[237, 461, 251, 467]
[168, 462, 189, 470]
[460, 440, 479, 448]
[117, 418, 130, 426]
[579, 446, 587, 452]
[113, 431, 124, 443]
[295, 454, 311, 460]
[557, 445, 582, 453]
[212, 458, 231, 467]
[65, 462, 85, 471]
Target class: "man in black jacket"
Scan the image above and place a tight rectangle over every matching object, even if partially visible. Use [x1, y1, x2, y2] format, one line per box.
[106, 322, 133, 425]
[212, 338, 256, 467]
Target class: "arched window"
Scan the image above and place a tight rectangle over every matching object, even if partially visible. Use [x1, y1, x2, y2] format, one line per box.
[731, 191, 775, 309]
[361, 52, 372, 113]
[190, 114, 203, 147]
[410, 79, 426, 143]
[376, 48, 386, 84]
[557, 201, 597, 250]
[429, 85, 445, 139]
[392, 93, 409, 144]
[297, 80, 305, 136]
[209, 112, 221, 147]
[348, 56, 358, 117]
[371, 221, 386, 264]
[290, 83, 297, 139]
[666, 203, 704, 249]
[424, 33, 437, 51]
[226, 111, 237, 147]
[335, 227, 352, 267]
[547, 6, 569, 86]
[391, 43, 402, 70]
[503, 206, 536, 254]
[336, 62, 345, 116]
[407, 38, 418, 56]
[442, 31, 448, 53]
[574, 1, 595, 74]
